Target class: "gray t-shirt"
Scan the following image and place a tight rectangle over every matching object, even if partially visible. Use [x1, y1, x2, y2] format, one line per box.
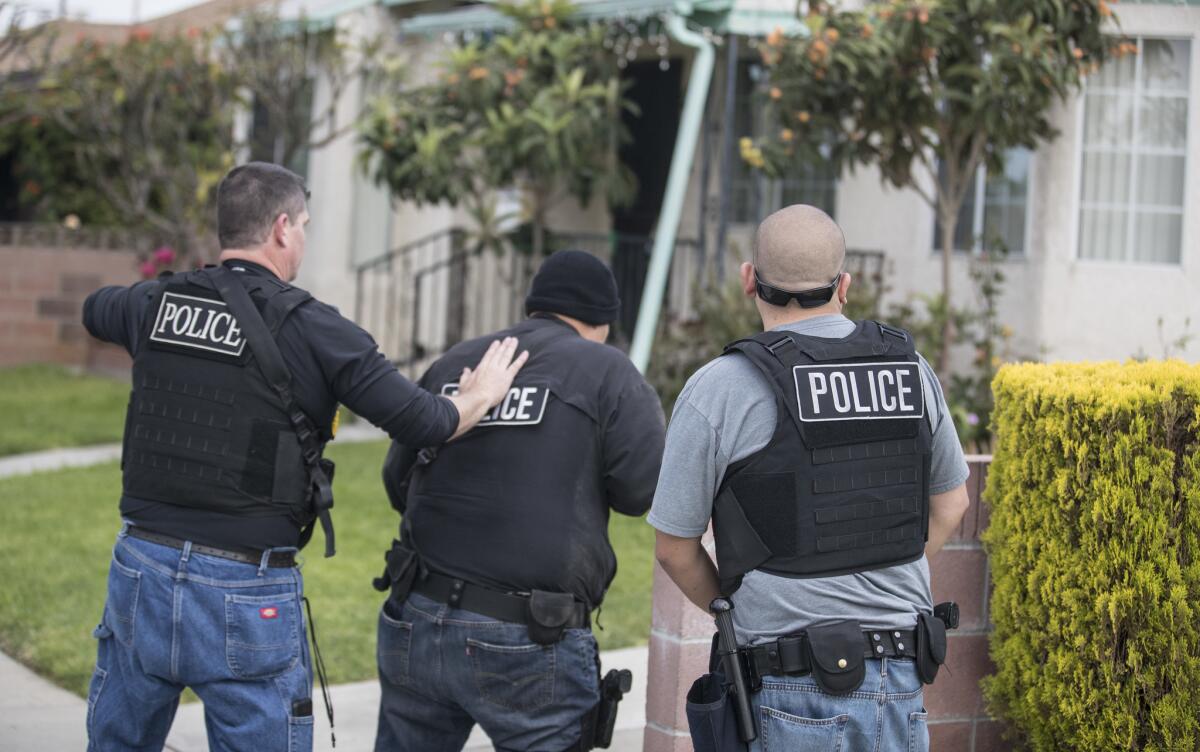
[647, 314, 970, 644]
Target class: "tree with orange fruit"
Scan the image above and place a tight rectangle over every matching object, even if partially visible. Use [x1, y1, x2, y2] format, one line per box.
[359, 0, 636, 259]
[746, 0, 1127, 371]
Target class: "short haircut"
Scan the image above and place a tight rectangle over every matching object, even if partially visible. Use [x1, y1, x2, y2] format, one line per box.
[754, 204, 846, 289]
[216, 162, 310, 250]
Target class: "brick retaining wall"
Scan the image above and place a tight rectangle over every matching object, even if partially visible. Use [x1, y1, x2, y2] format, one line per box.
[0, 245, 140, 372]
[644, 456, 1001, 752]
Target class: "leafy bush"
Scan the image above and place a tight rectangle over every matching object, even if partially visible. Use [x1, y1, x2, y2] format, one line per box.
[983, 361, 1200, 751]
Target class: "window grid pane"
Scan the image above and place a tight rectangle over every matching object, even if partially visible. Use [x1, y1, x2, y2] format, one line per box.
[1079, 37, 1190, 264]
[933, 150, 1029, 255]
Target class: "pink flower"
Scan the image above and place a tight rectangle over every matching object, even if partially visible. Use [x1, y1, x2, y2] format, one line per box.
[139, 260, 157, 278]
[153, 246, 176, 265]
[966, 412, 980, 426]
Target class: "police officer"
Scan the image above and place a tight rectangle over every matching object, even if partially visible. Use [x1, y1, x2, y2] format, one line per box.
[81, 162, 527, 752]
[374, 250, 666, 752]
[649, 205, 971, 752]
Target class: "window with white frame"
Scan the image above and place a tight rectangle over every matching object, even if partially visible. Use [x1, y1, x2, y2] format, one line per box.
[1078, 38, 1191, 264]
[933, 148, 1031, 255]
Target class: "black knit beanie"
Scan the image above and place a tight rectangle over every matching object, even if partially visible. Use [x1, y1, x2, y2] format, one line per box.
[524, 250, 621, 325]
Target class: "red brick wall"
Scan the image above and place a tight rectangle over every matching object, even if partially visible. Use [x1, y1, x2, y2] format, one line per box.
[644, 456, 1001, 752]
[0, 245, 140, 372]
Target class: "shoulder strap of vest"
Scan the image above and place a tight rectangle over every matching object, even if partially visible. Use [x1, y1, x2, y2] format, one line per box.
[261, 285, 313, 336]
[210, 266, 336, 558]
[723, 335, 807, 437]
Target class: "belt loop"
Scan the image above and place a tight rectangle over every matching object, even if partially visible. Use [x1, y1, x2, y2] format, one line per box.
[258, 548, 272, 577]
[118, 520, 131, 538]
[180, 540, 192, 565]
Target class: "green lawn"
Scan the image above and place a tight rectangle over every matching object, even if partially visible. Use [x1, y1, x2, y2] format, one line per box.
[0, 365, 129, 456]
[0, 440, 655, 697]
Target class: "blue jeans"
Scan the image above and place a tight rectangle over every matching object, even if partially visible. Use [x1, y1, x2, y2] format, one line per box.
[374, 592, 600, 752]
[87, 529, 313, 752]
[749, 658, 927, 752]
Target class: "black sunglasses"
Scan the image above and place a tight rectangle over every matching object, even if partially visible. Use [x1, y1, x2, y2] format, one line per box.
[754, 271, 842, 308]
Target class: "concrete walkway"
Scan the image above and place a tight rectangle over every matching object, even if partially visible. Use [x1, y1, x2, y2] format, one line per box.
[0, 641, 647, 752]
[0, 429, 646, 751]
[0, 422, 389, 479]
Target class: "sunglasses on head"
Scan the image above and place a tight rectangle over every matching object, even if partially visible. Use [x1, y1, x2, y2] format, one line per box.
[754, 271, 842, 308]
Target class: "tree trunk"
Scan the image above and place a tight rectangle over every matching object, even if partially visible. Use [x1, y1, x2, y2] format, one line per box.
[532, 210, 545, 259]
[937, 206, 957, 373]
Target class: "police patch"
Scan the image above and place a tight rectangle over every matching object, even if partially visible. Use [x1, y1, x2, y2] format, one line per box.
[149, 291, 246, 358]
[793, 363, 924, 422]
[440, 383, 549, 426]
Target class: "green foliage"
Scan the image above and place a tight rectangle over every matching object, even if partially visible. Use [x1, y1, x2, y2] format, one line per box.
[746, 0, 1125, 368]
[983, 362, 1200, 750]
[0, 364, 128, 456]
[359, 0, 636, 255]
[31, 29, 237, 257]
[885, 251, 1014, 450]
[0, 112, 122, 225]
[0, 440, 654, 695]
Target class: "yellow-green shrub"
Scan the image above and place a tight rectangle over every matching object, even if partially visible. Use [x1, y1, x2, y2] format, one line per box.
[983, 361, 1200, 752]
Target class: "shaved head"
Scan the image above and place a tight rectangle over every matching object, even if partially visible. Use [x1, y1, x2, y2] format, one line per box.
[754, 205, 846, 289]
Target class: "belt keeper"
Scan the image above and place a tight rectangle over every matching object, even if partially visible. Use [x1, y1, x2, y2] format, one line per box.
[778, 636, 805, 673]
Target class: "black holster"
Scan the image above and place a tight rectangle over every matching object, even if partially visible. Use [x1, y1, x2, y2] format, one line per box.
[915, 611, 947, 684]
[372, 540, 420, 604]
[685, 635, 750, 752]
[527, 590, 577, 646]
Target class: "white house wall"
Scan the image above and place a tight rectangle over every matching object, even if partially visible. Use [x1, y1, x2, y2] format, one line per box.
[1030, 3, 1200, 362]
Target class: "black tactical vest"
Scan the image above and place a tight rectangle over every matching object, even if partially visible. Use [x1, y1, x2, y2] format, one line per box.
[714, 321, 932, 595]
[401, 316, 619, 607]
[123, 267, 328, 538]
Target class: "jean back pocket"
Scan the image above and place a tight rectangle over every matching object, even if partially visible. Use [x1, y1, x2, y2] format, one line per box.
[377, 603, 413, 686]
[105, 555, 142, 648]
[759, 707, 849, 752]
[467, 637, 555, 713]
[225, 591, 301, 680]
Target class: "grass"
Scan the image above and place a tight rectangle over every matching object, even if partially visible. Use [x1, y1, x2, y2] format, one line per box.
[0, 440, 655, 697]
[0, 364, 129, 456]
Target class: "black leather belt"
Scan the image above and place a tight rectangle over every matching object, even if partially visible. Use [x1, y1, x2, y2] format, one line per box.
[126, 527, 297, 568]
[744, 627, 918, 680]
[414, 572, 589, 630]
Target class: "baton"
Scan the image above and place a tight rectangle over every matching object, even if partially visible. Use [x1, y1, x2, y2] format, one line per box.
[710, 597, 756, 743]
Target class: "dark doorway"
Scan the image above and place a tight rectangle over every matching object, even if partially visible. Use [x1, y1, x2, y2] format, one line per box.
[611, 59, 682, 340]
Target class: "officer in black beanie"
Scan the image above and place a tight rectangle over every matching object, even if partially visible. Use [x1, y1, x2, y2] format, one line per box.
[373, 250, 666, 752]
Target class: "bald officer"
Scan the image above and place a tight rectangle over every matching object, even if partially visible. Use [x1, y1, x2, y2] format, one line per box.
[651, 206, 971, 752]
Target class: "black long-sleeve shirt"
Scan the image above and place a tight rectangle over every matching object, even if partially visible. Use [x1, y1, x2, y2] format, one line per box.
[382, 315, 665, 607]
[84, 259, 459, 550]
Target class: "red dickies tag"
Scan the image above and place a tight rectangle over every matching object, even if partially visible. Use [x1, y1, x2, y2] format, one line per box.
[260, 607, 279, 619]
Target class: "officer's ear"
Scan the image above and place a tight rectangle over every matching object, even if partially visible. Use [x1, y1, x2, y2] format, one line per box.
[271, 213, 291, 248]
[837, 271, 853, 305]
[740, 262, 756, 298]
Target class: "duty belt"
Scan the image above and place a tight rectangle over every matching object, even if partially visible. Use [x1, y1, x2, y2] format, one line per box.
[126, 526, 297, 568]
[414, 572, 590, 630]
[742, 627, 917, 686]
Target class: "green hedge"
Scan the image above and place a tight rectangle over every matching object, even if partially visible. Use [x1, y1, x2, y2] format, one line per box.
[983, 362, 1200, 751]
